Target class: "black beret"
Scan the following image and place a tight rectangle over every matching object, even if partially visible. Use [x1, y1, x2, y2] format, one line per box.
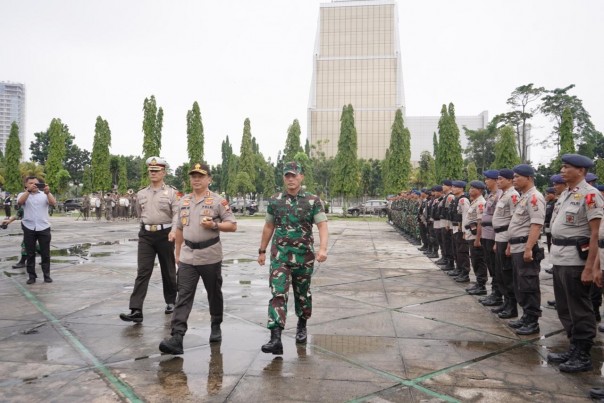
[561, 153, 594, 169]
[550, 174, 565, 184]
[452, 180, 467, 188]
[597, 185, 604, 192]
[442, 179, 452, 186]
[483, 170, 499, 179]
[513, 164, 535, 177]
[432, 185, 443, 191]
[586, 172, 598, 182]
[546, 187, 555, 194]
[499, 169, 514, 180]
[470, 180, 486, 190]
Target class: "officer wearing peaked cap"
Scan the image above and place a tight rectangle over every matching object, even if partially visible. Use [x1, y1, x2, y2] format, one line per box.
[120, 156, 180, 323]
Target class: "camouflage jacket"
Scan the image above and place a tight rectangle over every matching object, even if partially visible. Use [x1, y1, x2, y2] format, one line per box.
[266, 190, 327, 258]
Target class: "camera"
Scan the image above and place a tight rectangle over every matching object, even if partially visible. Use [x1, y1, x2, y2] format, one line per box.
[36, 182, 46, 190]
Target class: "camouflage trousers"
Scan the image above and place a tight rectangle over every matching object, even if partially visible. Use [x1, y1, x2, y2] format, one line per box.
[267, 258, 314, 330]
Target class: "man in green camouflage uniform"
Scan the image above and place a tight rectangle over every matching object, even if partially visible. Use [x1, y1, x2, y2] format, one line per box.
[258, 162, 328, 355]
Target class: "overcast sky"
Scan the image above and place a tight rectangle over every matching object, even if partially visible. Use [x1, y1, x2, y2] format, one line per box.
[2, 0, 603, 168]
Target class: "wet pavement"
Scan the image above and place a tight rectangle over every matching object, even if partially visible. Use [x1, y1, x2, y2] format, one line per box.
[0, 216, 602, 402]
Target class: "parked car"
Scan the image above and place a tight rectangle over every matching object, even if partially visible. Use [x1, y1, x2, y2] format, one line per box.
[230, 200, 258, 215]
[62, 198, 83, 212]
[347, 200, 388, 217]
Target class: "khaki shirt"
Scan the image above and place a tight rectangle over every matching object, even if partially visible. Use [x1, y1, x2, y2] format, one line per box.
[481, 189, 501, 241]
[551, 180, 604, 266]
[464, 195, 486, 241]
[507, 186, 545, 254]
[137, 183, 179, 226]
[452, 195, 469, 234]
[492, 187, 520, 242]
[176, 191, 236, 265]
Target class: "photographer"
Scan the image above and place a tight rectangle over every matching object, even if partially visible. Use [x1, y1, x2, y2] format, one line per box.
[17, 176, 56, 284]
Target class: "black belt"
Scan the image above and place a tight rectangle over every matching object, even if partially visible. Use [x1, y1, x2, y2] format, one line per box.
[494, 225, 509, 233]
[552, 237, 589, 246]
[184, 237, 220, 250]
[451, 222, 461, 226]
[509, 236, 528, 245]
[482, 222, 492, 227]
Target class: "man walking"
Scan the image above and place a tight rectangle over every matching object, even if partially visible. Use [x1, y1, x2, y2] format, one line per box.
[258, 162, 328, 355]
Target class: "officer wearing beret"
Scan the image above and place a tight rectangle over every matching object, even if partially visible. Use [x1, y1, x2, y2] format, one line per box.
[159, 163, 237, 354]
[547, 154, 604, 372]
[491, 169, 520, 318]
[586, 172, 598, 186]
[464, 181, 488, 295]
[258, 162, 328, 355]
[428, 186, 444, 260]
[120, 157, 180, 323]
[506, 164, 545, 335]
[480, 170, 504, 306]
[448, 181, 470, 282]
[439, 180, 456, 271]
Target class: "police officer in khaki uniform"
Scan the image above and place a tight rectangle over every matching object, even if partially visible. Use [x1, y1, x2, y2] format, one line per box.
[506, 164, 545, 335]
[159, 163, 237, 355]
[120, 157, 180, 323]
[491, 169, 520, 318]
[464, 180, 488, 295]
[546, 154, 603, 372]
[448, 181, 470, 282]
[480, 170, 503, 306]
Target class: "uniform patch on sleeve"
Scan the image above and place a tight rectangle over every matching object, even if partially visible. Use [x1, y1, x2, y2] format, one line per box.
[221, 199, 231, 211]
[586, 193, 597, 209]
[511, 194, 518, 205]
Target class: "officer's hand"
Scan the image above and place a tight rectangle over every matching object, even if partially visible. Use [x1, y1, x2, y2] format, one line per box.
[474, 239, 481, 248]
[505, 244, 511, 257]
[175, 254, 180, 265]
[258, 253, 266, 266]
[201, 217, 215, 229]
[43, 185, 50, 194]
[581, 268, 594, 285]
[523, 248, 533, 262]
[316, 249, 327, 263]
[594, 269, 603, 288]
[168, 231, 176, 242]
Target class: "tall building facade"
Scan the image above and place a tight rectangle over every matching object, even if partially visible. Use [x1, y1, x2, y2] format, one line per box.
[0, 82, 26, 156]
[307, 0, 487, 161]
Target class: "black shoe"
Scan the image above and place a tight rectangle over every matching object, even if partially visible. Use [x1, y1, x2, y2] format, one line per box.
[599, 323, 604, 332]
[547, 344, 577, 364]
[465, 284, 479, 292]
[508, 315, 526, 329]
[455, 275, 470, 283]
[296, 318, 307, 344]
[426, 252, 439, 259]
[435, 258, 446, 265]
[447, 269, 461, 277]
[491, 302, 508, 314]
[544, 268, 553, 274]
[516, 321, 539, 335]
[418, 246, 428, 251]
[498, 308, 518, 319]
[12, 261, 26, 269]
[559, 345, 593, 373]
[119, 310, 143, 323]
[165, 304, 175, 314]
[159, 333, 184, 355]
[441, 265, 454, 272]
[547, 300, 556, 307]
[589, 387, 604, 399]
[26, 278, 35, 284]
[261, 327, 283, 355]
[209, 323, 222, 342]
[482, 294, 503, 306]
[44, 277, 53, 283]
[467, 286, 487, 295]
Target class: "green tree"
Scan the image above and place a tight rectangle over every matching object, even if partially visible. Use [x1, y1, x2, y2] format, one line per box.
[186, 101, 204, 165]
[221, 136, 233, 197]
[493, 126, 520, 169]
[19, 161, 45, 181]
[239, 118, 256, 185]
[382, 109, 412, 194]
[293, 151, 316, 193]
[550, 107, 576, 172]
[437, 103, 464, 181]
[464, 121, 498, 173]
[141, 95, 163, 186]
[310, 139, 333, 198]
[304, 138, 311, 156]
[465, 161, 478, 182]
[283, 119, 303, 162]
[432, 132, 439, 181]
[82, 166, 93, 195]
[417, 151, 436, 188]
[5, 122, 23, 193]
[595, 159, 604, 184]
[261, 158, 277, 197]
[359, 159, 382, 197]
[91, 116, 112, 194]
[45, 118, 70, 194]
[117, 157, 128, 194]
[332, 105, 359, 211]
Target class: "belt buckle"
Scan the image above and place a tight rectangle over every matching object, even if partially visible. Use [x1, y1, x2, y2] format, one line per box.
[150, 225, 157, 232]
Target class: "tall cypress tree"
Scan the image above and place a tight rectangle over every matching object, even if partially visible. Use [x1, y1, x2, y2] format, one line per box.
[91, 116, 112, 193]
[45, 118, 70, 193]
[118, 157, 128, 194]
[432, 132, 439, 182]
[332, 105, 359, 203]
[283, 119, 303, 162]
[141, 95, 163, 186]
[559, 107, 575, 155]
[221, 136, 233, 197]
[294, 151, 316, 193]
[383, 109, 412, 194]
[493, 126, 520, 169]
[235, 118, 256, 201]
[5, 122, 22, 194]
[186, 101, 204, 165]
[441, 103, 464, 180]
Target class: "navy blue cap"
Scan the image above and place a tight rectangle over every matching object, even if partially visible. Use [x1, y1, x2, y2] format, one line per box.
[470, 180, 486, 190]
[412, 190, 421, 195]
[483, 170, 499, 179]
[561, 153, 594, 169]
[550, 174, 565, 184]
[513, 164, 535, 177]
[451, 180, 467, 188]
[442, 179, 452, 186]
[586, 172, 598, 182]
[432, 185, 443, 192]
[499, 169, 514, 180]
[597, 185, 604, 192]
[546, 187, 555, 194]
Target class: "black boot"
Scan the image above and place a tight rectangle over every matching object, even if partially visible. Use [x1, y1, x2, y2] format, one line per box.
[467, 284, 487, 295]
[209, 322, 222, 343]
[515, 315, 539, 335]
[435, 257, 447, 265]
[559, 341, 593, 373]
[418, 245, 428, 251]
[447, 268, 460, 277]
[12, 257, 26, 269]
[261, 327, 283, 355]
[119, 309, 143, 323]
[547, 343, 577, 364]
[454, 273, 470, 283]
[498, 305, 518, 319]
[159, 333, 184, 355]
[427, 251, 439, 258]
[508, 314, 527, 329]
[296, 318, 307, 344]
[491, 299, 508, 313]
[481, 293, 503, 306]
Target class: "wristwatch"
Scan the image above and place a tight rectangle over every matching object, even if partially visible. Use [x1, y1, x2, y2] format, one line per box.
[258, 248, 266, 254]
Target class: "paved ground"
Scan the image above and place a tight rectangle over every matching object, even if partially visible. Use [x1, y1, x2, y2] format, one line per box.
[0, 216, 602, 402]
